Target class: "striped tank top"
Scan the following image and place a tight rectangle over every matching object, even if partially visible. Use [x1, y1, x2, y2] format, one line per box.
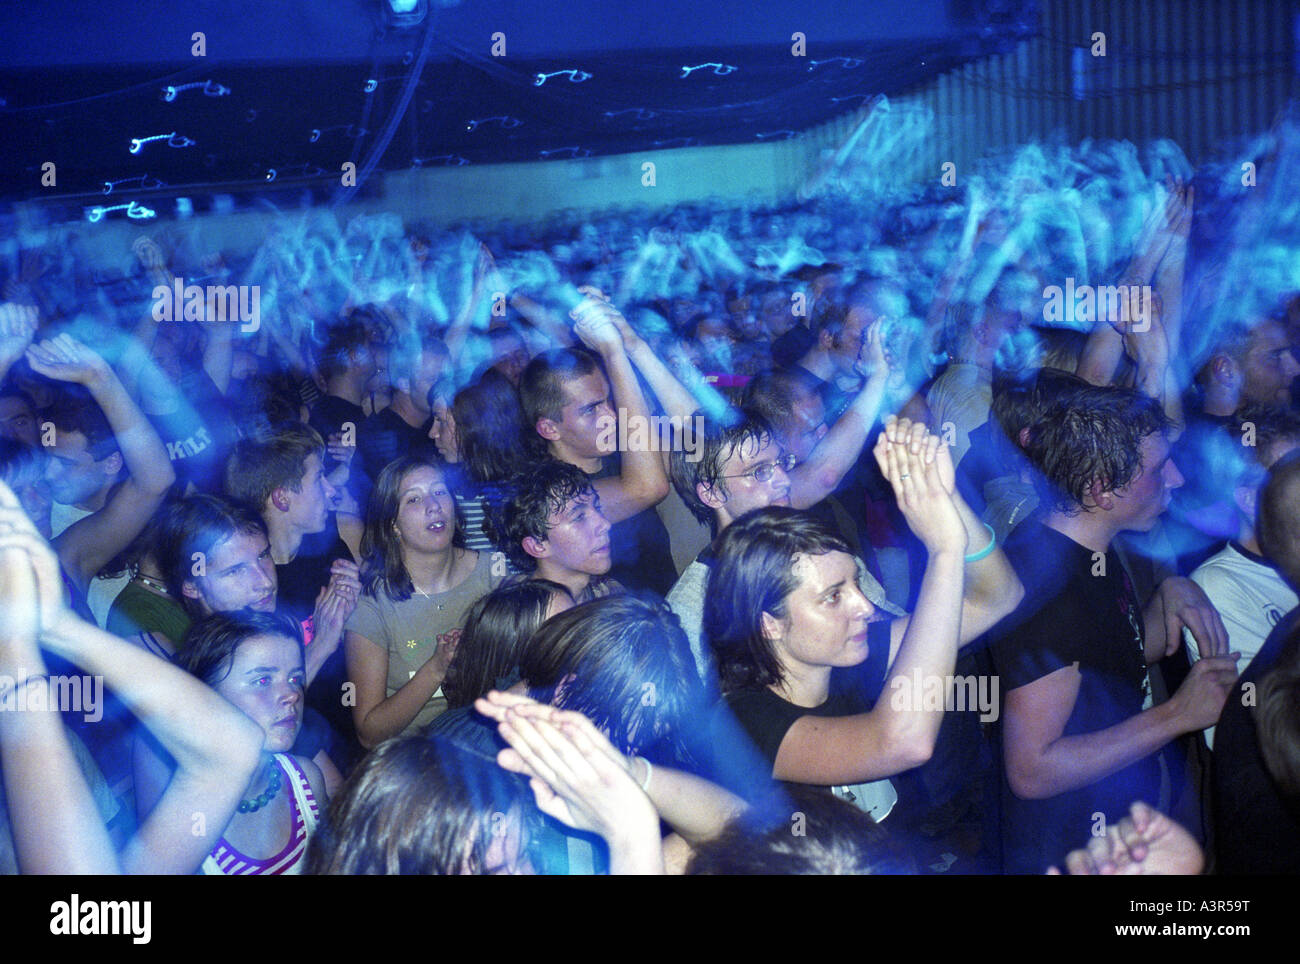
[201, 754, 319, 876]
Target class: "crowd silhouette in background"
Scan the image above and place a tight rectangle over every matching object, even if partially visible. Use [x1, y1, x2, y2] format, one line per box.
[5, 110, 1300, 874]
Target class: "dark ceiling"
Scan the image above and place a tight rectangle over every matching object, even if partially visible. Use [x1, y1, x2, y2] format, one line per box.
[1, 1, 1039, 212]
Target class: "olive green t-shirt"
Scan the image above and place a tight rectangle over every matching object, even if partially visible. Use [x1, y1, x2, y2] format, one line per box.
[106, 582, 192, 652]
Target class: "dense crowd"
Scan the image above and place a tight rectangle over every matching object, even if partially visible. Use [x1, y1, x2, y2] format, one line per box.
[3, 115, 1300, 874]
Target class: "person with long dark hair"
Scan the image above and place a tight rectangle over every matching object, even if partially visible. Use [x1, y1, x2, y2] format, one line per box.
[430, 368, 533, 552]
[441, 579, 573, 710]
[345, 456, 499, 746]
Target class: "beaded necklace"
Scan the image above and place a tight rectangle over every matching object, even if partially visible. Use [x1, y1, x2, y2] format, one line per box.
[237, 761, 282, 813]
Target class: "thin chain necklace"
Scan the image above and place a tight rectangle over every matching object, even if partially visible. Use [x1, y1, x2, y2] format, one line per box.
[1117, 567, 1152, 707]
[410, 550, 460, 609]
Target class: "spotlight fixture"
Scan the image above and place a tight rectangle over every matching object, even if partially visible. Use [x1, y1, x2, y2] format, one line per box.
[382, 0, 427, 28]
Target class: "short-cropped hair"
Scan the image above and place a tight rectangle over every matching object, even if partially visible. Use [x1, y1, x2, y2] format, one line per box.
[318, 318, 374, 381]
[669, 408, 775, 527]
[743, 368, 822, 440]
[387, 331, 447, 388]
[1022, 384, 1171, 514]
[518, 347, 600, 431]
[224, 423, 325, 512]
[1238, 404, 1300, 468]
[489, 459, 594, 573]
[45, 392, 118, 461]
[705, 506, 850, 693]
[809, 297, 851, 340]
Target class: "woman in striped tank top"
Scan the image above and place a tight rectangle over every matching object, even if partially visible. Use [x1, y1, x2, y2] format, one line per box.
[136, 610, 328, 874]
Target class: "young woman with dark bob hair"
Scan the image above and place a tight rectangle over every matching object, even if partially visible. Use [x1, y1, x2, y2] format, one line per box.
[345, 455, 498, 746]
[704, 419, 1021, 819]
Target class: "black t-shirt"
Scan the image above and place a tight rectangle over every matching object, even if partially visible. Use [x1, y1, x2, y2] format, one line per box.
[148, 369, 239, 495]
[309, 394, 368, 508]
[356, 408, 435, 485]
[711, 619, 891, 801]
[309, 395, 365, 469]
[589, 457, 677, 597]
[1212, 606, 1300, 874]
[990, 521, 1161, 874]
[275, 522, 353, 622]
[771, 325, 815, 370]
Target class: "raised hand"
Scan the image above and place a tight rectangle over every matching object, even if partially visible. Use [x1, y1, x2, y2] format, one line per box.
[0, 302, 38, 369]
[1117, 287, 1167, 353]
[476, 690, 631, 774]
[853, 319, 887, 379]
[0, 480, 75, 638]
[0, 536, 41, 672]
[1158, 177, 1194, 256]
[926, 421, 957, 497]
[576, 285, 642, 349]
[874, 417, 967, 557]
[326, 431, 355, 470]
[25, 334, 111, 388]
[479, 694, 663, 872]
[570, 295, 626, 357]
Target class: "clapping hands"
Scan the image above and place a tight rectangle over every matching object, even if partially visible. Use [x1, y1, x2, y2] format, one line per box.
[474, 690, 664, 873]
[25, 333, 111, 388]
[0, 480, 74, 649]
[570, 287, 631, 357]
[311, 560, 361, 657]
[873, 417, 967, 557]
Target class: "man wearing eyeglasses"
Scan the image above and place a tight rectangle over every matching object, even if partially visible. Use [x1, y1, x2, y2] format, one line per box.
[666, 409, 904, 677]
